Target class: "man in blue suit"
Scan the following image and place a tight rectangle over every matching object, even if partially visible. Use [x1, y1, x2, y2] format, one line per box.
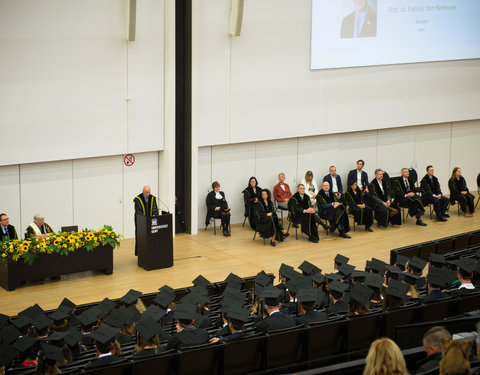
[323, 166, 344, 201]
[347, 160, 369, 192]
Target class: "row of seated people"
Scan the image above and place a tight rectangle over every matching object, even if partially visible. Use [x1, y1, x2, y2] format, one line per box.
[1, 250, 480, 374]
[0, 214, 53, 242]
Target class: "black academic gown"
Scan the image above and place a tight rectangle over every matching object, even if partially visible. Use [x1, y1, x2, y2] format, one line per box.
[0, 225, 18, 241]
[326, 300, 349, 314]
[289, 192, 319, 241]
[85, 355, 125, 369]
[295, 310, 328, 325]
[166, 326, 209, 351]
[420, 174, 450, 218]
[254, 199, 284, 240]
[26, 223, 53, 239]
[393, 177, 425, 217]
[448, 177, 475, 214]
[254, 311, 297, 333]
[317, 190, 350, 233]
[134, 193, 159, 255]
[205, 190, 230, 227]
[368, 179, 401, 227]
[242, 185, 262, 230]
[415, 352, 442, 373]
[345, 187, 374, 228]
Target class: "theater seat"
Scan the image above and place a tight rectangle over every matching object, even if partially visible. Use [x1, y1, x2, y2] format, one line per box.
[222, 333, 267, 375]
[265, 325, 308, 371]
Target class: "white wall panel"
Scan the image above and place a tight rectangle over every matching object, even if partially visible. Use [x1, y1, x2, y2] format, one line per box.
[20, 160, 73, 235]
[73, 156, 123, 234]
[198, 147, 212, 229]
[122, 152, 159, 239]
[450, 120, 480, 190]
[0, 165, 21, 233]
[376, 128, 416, 177]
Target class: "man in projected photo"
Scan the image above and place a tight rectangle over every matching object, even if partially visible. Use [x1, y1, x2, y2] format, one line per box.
[340, 0, 377, 38]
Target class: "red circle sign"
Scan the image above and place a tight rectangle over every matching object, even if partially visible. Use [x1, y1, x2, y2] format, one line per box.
[124, 154, 135, 166]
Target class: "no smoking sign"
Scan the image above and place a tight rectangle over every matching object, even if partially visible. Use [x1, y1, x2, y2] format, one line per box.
[124, 154, 135, 167]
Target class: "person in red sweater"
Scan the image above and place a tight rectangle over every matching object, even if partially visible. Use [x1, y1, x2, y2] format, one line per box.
[273, 173, 292, 209]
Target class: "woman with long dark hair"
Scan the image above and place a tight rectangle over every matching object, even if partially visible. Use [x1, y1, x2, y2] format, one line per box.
[448, 167, 475, 217]
[254, 189, 288, 246]
[242, 177, 262, 230]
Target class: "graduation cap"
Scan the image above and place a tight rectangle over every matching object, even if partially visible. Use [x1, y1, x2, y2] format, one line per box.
[64, 327, 83, 348]
[352, 270, 368, 283]
[90, 325, 119, 345]
[279, 263, 295, 277]
[50, 310, 69, 325]
[325, 273, 342, 283]
[18, 304, 44, 319]
[370, 258, 387, 274]
[474, 249, 480, 260]
[254, 271, 273, 287]
[402, 272, 420, 286]
[143, 305, 167, 322]
[43, 331, 68, 347]
[181, 291, 209, 307]
[192, 275, 210, 287]
[124, 305, 141, 324]
[394, 255, 409, 270]
[158, 285, 175, 294]
[364, 274, 384, 289]
[328, 280, 348, 294]
[39, 342, 64, 363]
[334, 254, 349, 266]
[338, 264, 355, 278]
[58, 298, 76, 311]
[298, 260, 321, 275]
[173, 304, 197, 321]
[32, 313, 52, 332]
[0, 344, 18, 367]
[260, 286, 283, 306]
[153, 291, 175, 309]
[0, 325, 21, 345]
[226, 306, 250, 324]
[296, 288, 320, 304]
[119, 289, 142, 305]
[427, 267, 448, 288]
[10, 315, 31, 331]
[0, 313, 9, 328]
[349, 284, 373, 306]
[408, 257, 427, 273]
[224, 273, 243, 289]
[13, 336, 38, 353]
[106, 309, 128, 328]
[136, 316, 161, 341]
[385, 265, 402, 280]
[386, 279, 408, 300]
[312, 273, 326, 285]
[429, 253, 446, 268]
[77, 309, 99, 328]
[97, 298, 117, 316]
[365, 260, 372, 271]
[286, 276, 311, 295]
[458, 257, 476, 274]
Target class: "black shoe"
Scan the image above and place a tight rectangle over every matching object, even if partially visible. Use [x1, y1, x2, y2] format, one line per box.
[443, 214, 450, 218]
[320, 222, 330, 231]
[270, 240, 276, 247]
[366, 226, 373, 232]
[283, 232, 289, 238]
[416, 219, 427, 226]
[437, 216, 447, 222]
[308, 237, 319, 243]
[329, 224, 337, 233]
[339, 231, 351, 239]
[223, 230, 228, 237]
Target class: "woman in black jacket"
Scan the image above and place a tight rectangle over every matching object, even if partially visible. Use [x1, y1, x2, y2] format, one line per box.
[242, 176, 262, 230]
[206, 181, 231, 236]
[448, 167, 475, 216]
[254, 189, 288, 247]
[345, 181, 374, 232]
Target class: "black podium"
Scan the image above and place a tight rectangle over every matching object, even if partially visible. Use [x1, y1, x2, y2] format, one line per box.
[136, 212, 173, 271]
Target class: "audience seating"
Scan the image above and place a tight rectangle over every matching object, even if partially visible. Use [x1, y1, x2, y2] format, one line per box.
[222, 333, 266, 375]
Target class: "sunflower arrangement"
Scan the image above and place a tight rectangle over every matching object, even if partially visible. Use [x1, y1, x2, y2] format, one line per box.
[0, 225, 122, 265]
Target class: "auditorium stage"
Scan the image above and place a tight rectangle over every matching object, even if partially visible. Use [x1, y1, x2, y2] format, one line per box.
[1, 211, 479, 316]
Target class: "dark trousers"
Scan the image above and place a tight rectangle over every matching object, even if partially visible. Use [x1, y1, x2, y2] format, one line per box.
[451, 193, 475, 214]
[424, 195, 449, 217]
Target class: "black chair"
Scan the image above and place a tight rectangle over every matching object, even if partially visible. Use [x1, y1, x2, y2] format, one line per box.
[418, 241, 438, 261]
[436, 238, 454, 254]
[177, 342, 223, 375]
[206, 217, 218, 235]
[252, 229, 268, 245]
[132, 349, 178, 375]
[306, 317, 348, 362]
[265, 325, 308, 371]
[415, 367, 440, 375]
[346, 311, 384, 352]
[274, 201, 289, 226]
[390, 245, 419, 265]
[222, 333, 267, 375]
[452, 233, 472, 251]
[457, 291, 480, 315]
[385, 303, 422, 338]
[82, 359, 132, 375]
[476, 173, 480, 209]
[422, 296, 457, 322]
[469, 230, 480, 247]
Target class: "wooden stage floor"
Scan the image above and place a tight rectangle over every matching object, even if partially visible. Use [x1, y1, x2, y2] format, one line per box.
[1, 210, 479, 316]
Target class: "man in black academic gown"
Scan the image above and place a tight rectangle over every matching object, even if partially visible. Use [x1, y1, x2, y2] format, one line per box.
[255, 287, 297, 333]
[393, 168, 427, 226]
[85, 326, 126, 369]
[0, 213, 17, 241]
[317, 181, 351, 238]
[368, 169, 401, 227]
[134, 185, 159, 255]
[209, 306, 251, 343]
[289, 184, 328, 243]
[420, 165, 450, 221]
[423, 267, 451, 303]
[295, 289, 328, 325]
[166, 304, 209, 351]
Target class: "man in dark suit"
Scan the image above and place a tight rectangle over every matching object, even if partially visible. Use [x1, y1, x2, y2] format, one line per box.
[423, 268, 450, 303]
[0, 213, 17, 241]
[209, 306, 250, 343]
[85, 326, 125, 369]
[134, 185, 159, 255]
[340, 0, 377, 38]
[368, 169, 401, 227]
[326, 281, 349, 314]
[317, 181, 351, 238]
[394, 168, 427, 226]
[323, 166, 344, 200]
[420, 165, 450, 221]
[296, 289, 328, 325]
[166, 304, 209, 351]
[347, 160, 369, 192]
[255, 287, 297, 333]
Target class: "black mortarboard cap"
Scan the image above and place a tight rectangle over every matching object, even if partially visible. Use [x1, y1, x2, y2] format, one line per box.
[279, 263, 295, 277]
[349, 284, 373, 306]
[10, 315, 31, 330]
[458, 257, 476, 274]
[312, 273, 325, 285]
[106, 309, 127, 328]
[409, 256, 427, 273]
[143, 305, 167, 322]
[386, 279, 408, 300]
[0, 313, 9, 328]
[298, 260, 321, 275]
[18, 304, 44, 319]
[13, 336, 38, 353]
[173, 304, 197, 321]
[254, 271, 272, 287]
[296, 288, 319, 304]
[364, 274, 384, 289]
[227, 306, 250, 323]
[352, 270, 368, 282]
[50, 310, 69, 324]
[124, 305, 141, 324]
[370, 258, 386, 274]
[44, 331, 68, 347]
[40, 342, 63, 362]
[32, 314, 51, 331]
[77, 309, 98, 327]
[328, 280, 348, 294]
[286, 276, 311, 295]
[0, 325, 21, 345]
[334, 254, 349, 266]
[365, 260, 372, 271]
[136, 316, 161, 340]
[429, 253, 446, 267]
[0, 344, 18, 366]
[427, 267, 447, 288]
[119, 289, 142, 305]
[97, 298, 116, 316]
[158, 285, 175, 294]
[402, 272, 420, 285]
[326, 273, 342, 283]
[385, 265, 402, 279]
[181, 291, 209, 307]
[58, 298, 76, 310]
[192, 275, 210, 287]
[224, 273, 243, 289]
[338, 264, 355, 278]
[395, 254, 409, 269]
[90, 326, 119, 345]
[260, 286, 283, 306]
[64, 327, 83, 348]
[153, 291, 175, 308]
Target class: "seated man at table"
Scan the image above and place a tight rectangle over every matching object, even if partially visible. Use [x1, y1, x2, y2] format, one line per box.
[0, 213, 18, 240]
[273, 173, 292, 209]
[420, 165, 450, 222]
[393, 168, 427, 226]
[317, 181, 351, 238]
[26, 214, 54, 238]
[323, 166, 344, 200]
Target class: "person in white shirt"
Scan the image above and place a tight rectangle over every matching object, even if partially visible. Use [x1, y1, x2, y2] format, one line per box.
[300, 171, 319, 205]
[456, 258, 476, 292]
[347, 160, 369, 192]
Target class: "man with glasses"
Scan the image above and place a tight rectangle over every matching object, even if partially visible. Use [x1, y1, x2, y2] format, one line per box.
[0, 213, 18, 241]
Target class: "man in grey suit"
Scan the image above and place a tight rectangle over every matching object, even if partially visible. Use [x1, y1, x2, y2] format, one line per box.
[341, 0, 377, 38]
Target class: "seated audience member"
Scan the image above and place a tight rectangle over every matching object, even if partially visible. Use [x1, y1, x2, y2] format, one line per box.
[363, 338, 409, 375]
[453, 258, 476, 294]
[35, 343, 63, 375]
[448, 167, 475, 217]
[368, 169, 401, 227]
[134, 316, 162, 357]
[439, 338, 473, 375]
[289, 184, 326, 243]
[345, 181, 374, 232]
[423, 267, 451, 303]
[382, 279, 408, 310]
[295, 289, 328, 324]
[407, 257, 427, 290]
[254, 286, 297, 333]
[210, 306, 250, 343]
[26, 214, 54, 238]
[273, 173, 292, 210]
[84, 326, 124, 369]
[298, 260, 321, 277]
[393, 168, 427, 226]
[348, 283, 373, 316]
[0, 213, 18, 241]
[166, 304, 209, 351]
[205, 181, 231, 237]
[242, 176, 262, 230]
[255, 189, 288, 246]
[474, 323, 480, 375]
[301, 170, 319, 205]
[323, 166, 344, 200]
[416, 326, 452, 373]
[347, 159, 369, 192]
[317, 181, 351, 238]
[420, 165, 450, 221]
[334, 253, 350, 271]
[326, 280, 349, 314]
[78, 309, 99, 350]
[13, 336, 39, 369]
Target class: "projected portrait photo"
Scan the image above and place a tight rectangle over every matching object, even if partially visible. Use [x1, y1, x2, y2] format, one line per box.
[340, 0, 377, 38]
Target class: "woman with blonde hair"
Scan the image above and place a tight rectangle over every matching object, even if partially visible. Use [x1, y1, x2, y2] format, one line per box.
[363, 338, 409, 375]
[301, 170, 319, 205]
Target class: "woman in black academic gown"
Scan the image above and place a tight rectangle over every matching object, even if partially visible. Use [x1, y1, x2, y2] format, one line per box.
[345, 181, 374, 232]
[254, 189, 288, 247]
[448, 167, 475, 217]
[205, 181, 231, 236]
[242, 177, 262, 230]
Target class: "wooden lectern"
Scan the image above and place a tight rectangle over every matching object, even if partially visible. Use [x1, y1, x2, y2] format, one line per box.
[136, 212, 173, 270]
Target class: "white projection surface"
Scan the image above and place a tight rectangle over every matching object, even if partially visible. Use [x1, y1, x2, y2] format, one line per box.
[311, 0, 480, 69]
